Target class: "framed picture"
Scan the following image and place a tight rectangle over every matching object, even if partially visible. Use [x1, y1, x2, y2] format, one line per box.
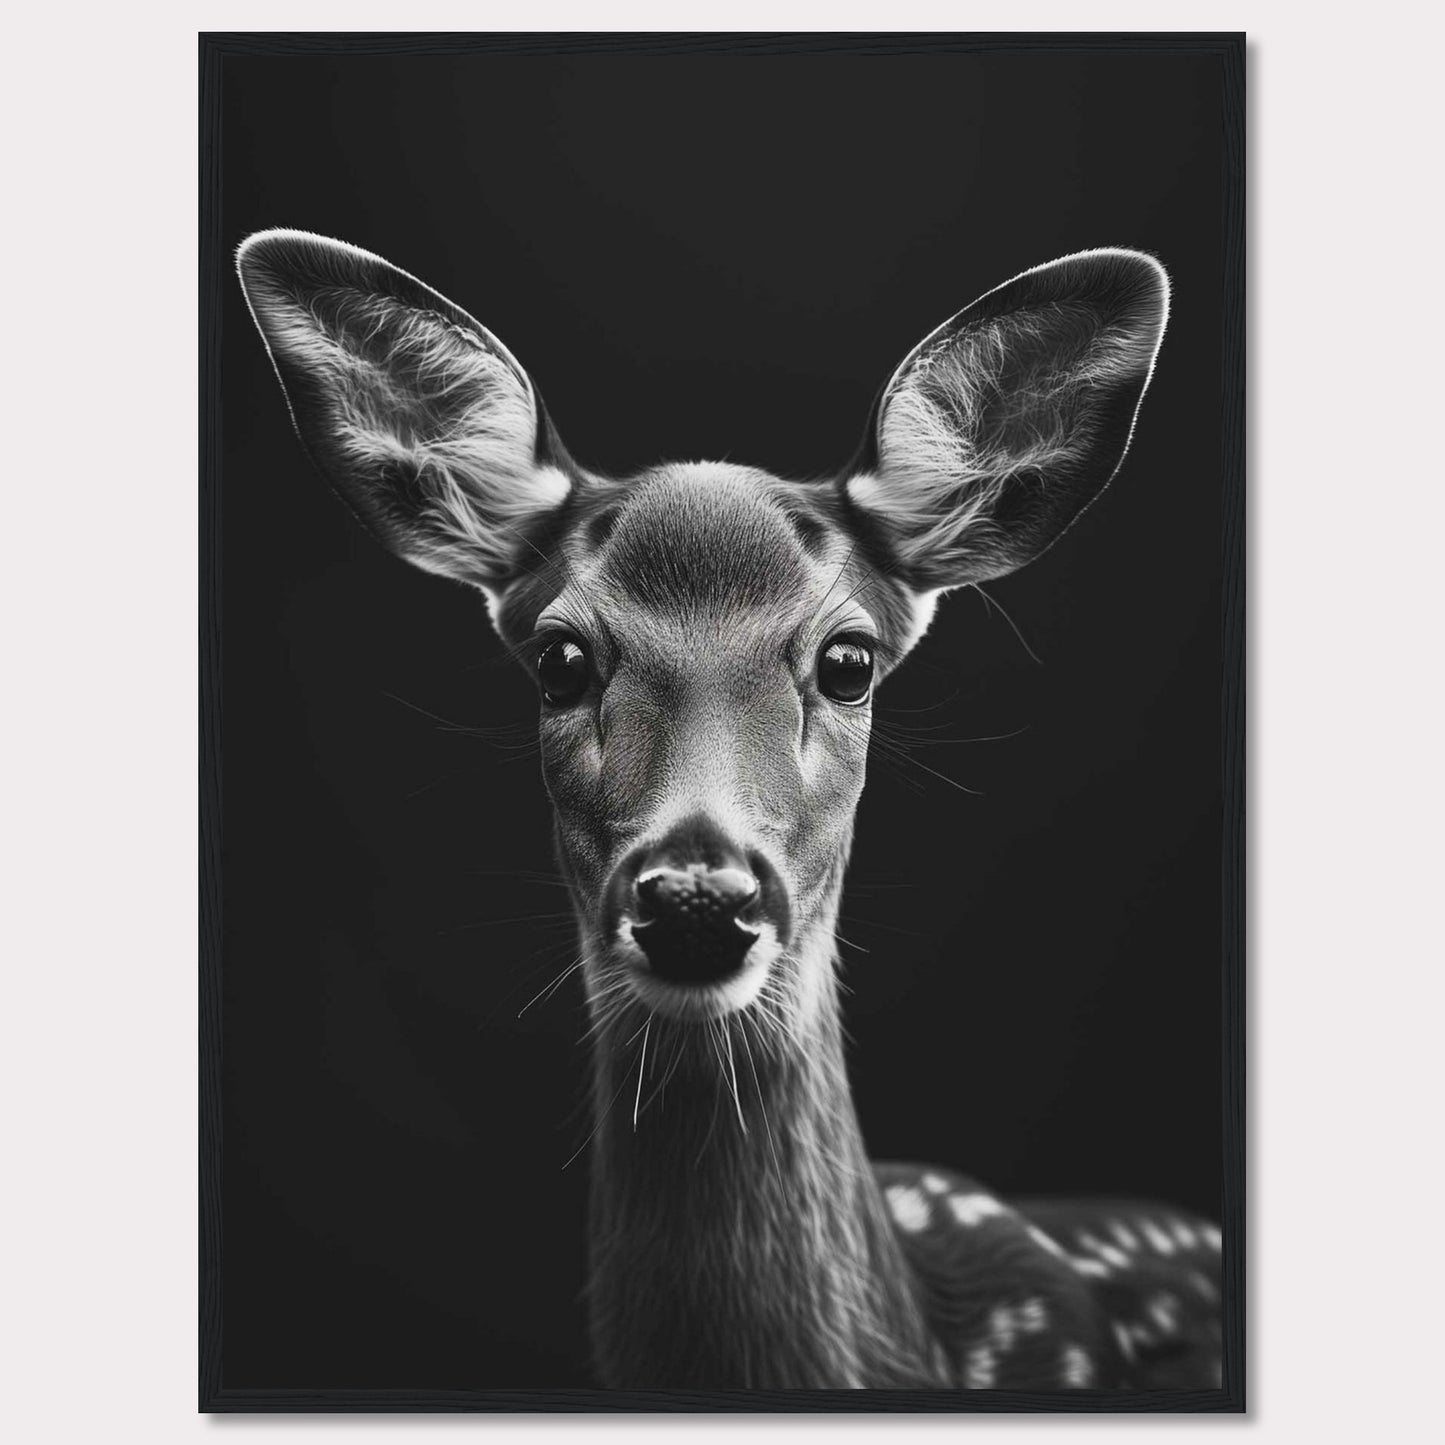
[200, 31, 1244, 1412]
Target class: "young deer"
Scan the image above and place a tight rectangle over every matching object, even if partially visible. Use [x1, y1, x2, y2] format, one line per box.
[238, 232, 1223, 1393]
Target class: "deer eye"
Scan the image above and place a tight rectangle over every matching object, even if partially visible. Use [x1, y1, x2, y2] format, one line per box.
[537, 638, 589, 706]
[818, 638, 874, 705]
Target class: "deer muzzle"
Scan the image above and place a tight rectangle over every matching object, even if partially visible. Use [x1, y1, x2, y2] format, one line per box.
[608, 812, 790, 991]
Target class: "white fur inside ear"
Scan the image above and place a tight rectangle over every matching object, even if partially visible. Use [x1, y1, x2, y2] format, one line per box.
[259, 282, 568, 583]
[862, 253, 1167, 586]
[899, 588, 942, 652]
[843, 473, 944, 653]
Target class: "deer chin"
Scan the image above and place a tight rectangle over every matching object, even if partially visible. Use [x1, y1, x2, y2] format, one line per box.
[606, 920, 781, 1023]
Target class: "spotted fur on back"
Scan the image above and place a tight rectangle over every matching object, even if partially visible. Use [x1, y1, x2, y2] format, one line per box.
[877, 1163, 1223, 1389]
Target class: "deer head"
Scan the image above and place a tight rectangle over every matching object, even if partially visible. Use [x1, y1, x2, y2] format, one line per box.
[237, 231, 1168, 1058]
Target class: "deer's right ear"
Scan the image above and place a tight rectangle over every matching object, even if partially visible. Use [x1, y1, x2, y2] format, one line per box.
[236, 229, 572, 595]
[845, 249, 1169, 591]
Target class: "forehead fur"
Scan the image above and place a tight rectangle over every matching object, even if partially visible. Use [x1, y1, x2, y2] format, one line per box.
[492, 462, 921, 661]
[596, 464, 813, 615]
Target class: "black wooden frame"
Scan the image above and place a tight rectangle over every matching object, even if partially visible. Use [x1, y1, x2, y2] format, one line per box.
[199, 29, 1245, 1414]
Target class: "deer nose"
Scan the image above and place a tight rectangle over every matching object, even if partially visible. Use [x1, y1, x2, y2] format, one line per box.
[632, 865, 761, 984]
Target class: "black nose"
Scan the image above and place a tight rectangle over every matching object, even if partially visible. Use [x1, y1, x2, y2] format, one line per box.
[633, 866, 760, 983]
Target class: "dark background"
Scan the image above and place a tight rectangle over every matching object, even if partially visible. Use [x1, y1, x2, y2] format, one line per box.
[220, 47, 1225, 1390]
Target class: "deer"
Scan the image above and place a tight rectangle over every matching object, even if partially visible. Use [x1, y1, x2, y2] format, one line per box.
[236, 230, 1224, 1394]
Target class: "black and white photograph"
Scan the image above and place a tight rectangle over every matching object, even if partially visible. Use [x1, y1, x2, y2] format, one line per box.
[17, 8, 1445, 1443]
[202, 33, 1242, 1410]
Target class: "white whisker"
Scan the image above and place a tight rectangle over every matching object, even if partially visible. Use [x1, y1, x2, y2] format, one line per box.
[632, 1017, 653, 1131]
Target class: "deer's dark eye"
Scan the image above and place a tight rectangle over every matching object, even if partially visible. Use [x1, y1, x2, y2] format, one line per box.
[818, 638, 874, 705]
[537, 638, 589, 706]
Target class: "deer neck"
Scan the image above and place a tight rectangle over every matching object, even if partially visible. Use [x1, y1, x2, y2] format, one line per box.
[584, 918, 938, 1390]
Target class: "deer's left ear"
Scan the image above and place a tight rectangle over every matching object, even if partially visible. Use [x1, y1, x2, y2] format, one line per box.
[236, 229, 573, 597]
[846, 249, 1169, 588]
